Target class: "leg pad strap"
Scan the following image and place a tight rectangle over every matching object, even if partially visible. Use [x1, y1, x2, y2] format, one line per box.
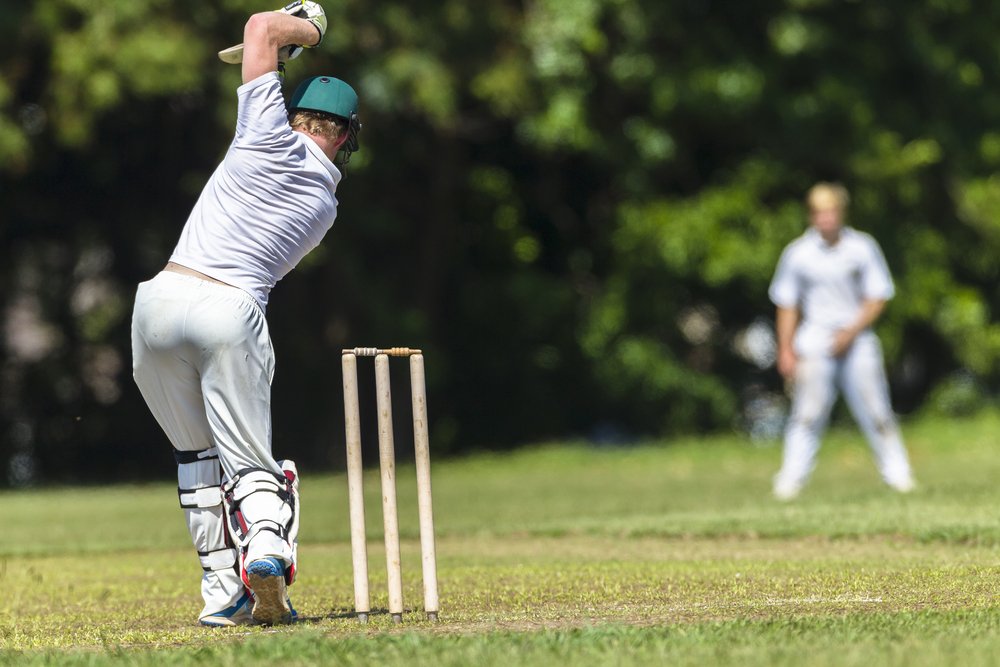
[198, 547, 238, 572]
[174, 447, 219, 464]
[241, 519, 288, 548]
[177, 447, 223, 509]
[227, 469, 291, 504]
[180, 486, 224, 509]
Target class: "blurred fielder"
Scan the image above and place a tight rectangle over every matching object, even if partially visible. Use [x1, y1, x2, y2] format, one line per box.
[131, 1, 361, 625]
[769, 183, 914, 500]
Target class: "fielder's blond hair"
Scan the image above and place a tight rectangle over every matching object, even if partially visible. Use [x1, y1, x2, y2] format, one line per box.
[288, 110, 347, 142]
[807, 182, 850, 212]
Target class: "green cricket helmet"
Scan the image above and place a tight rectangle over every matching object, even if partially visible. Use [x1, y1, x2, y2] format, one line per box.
[289, 76, 362, 163]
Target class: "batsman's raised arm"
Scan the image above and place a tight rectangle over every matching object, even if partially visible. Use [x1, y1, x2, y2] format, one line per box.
[242, 7, 325, 84]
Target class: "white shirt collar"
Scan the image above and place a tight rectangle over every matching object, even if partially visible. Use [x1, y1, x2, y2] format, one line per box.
[807, 225, 854, 249]
[299, 133, 343, 186]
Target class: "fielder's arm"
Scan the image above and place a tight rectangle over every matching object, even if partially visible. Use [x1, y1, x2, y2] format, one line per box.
[830, 299, 887, 356]
[775, 306, 799, 381]
[242, 12, 321, 84]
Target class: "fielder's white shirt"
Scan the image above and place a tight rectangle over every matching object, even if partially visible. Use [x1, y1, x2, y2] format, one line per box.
[769, 227, 895, 356]
[170, 72, 341, 311]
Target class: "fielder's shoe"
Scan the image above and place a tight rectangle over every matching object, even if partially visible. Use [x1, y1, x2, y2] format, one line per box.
[889, 477, 916, 493]
[773, 480, 802, 501]
[246, 557, 294, 625]
[199, 591, 254, 627]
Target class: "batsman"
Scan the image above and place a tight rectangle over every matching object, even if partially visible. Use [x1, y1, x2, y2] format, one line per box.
[130, 1, 361, 626]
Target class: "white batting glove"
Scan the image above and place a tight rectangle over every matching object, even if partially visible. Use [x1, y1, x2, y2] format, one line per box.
[276, 1, 327, 60]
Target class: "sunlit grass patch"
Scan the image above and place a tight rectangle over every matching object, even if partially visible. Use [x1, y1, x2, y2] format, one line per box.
[7, 609, 1000, 666]
[3, 413, 1000, 663]
[2, 535, 1000, 653]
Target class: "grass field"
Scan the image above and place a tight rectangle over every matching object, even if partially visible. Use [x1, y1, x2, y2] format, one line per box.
[4, 412, 1000, 664]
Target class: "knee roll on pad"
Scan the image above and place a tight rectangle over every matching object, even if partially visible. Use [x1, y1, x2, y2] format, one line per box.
[175, 447, 238, 573]
[222, 460, 300, 586]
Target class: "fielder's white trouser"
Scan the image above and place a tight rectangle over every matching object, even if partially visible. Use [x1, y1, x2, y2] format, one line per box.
[774, 333, 913, 494]
[131, 272, 295, 617]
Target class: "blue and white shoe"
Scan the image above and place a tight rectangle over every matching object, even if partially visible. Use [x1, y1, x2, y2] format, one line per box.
[199, 591, 254, 627]
[246, 558, 293, 625]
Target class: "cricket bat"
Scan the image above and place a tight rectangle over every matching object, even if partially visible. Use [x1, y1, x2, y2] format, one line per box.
[218, 43, 245, 64]
[218, 43, 294, 65]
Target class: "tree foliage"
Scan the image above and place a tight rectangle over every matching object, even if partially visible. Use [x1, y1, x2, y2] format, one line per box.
[2, 0, 1000, 484]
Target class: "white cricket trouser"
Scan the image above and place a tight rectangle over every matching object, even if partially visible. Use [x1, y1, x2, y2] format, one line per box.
[774, 332, 913, 493]
[131, 272, 293, 617]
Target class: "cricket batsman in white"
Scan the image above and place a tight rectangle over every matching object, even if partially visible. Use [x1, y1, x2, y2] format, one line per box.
[130, 1, 361, 625]
[769, 182, 915, 500]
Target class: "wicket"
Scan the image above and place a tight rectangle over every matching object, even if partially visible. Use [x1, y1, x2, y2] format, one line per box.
[341, 347, 439, 623]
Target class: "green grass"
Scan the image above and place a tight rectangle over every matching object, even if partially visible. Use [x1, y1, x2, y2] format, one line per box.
[10, 615, 1000, 667]
[3, 412, 1000, 664]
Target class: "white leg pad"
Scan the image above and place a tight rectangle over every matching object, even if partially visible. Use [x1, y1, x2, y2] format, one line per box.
[176, 447, 244, 617]
[222, 460, 300, 586]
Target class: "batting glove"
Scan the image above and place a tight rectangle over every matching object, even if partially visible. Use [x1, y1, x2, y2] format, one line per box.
[276, 0, 327, 60]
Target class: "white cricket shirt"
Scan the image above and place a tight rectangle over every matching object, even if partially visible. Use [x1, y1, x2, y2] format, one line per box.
[170, 72, 341, 311]
[769, 227, 895, 356]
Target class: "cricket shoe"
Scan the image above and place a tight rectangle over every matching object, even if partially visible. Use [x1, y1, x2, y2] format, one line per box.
[199, 590, 298, 627]
[773, 480, 802, 501]
[246, 557, 294, 625]
[199, 591, 254, 627]
[889, 477, 916, 494]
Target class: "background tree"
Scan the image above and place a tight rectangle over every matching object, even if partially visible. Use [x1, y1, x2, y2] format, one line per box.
[2, 0, 999, 486]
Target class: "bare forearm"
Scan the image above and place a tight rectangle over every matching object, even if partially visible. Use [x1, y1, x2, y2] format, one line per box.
[847, 299, 886, 335]
[775, 306, 799, 380]
[242, 12, 320, 83]
[776, 307, 799, 352]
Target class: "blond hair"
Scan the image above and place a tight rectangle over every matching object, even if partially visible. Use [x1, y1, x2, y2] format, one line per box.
[288, 110, 347, 142]
[807, 182, 850, 212]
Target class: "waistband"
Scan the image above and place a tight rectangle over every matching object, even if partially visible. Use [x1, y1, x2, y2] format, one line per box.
[146, 271, 264, 316]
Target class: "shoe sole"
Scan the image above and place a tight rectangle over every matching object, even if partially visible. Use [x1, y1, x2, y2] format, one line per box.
[247, 563, 292, 625]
